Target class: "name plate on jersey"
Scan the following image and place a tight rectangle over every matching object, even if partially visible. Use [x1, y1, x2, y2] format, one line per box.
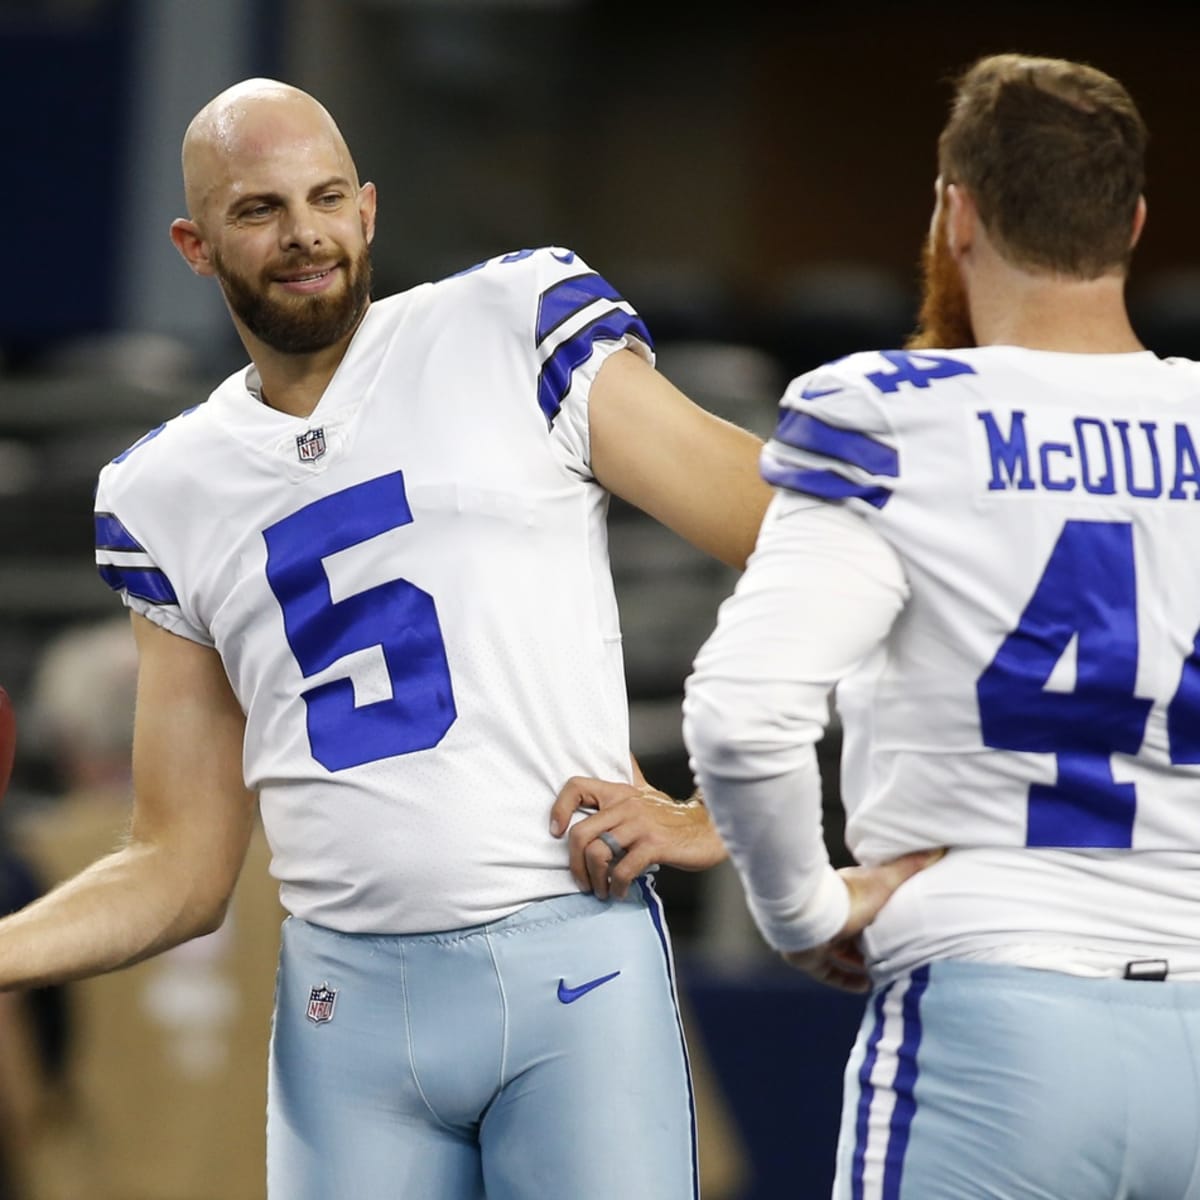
[974, 408, 1200, 501]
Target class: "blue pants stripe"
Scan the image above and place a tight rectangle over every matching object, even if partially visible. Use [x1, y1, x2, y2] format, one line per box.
[882, 965, 929, 1200]
[638, 876, 701, 1200]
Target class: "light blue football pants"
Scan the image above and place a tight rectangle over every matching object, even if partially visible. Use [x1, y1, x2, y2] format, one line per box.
[835, 960, 1200, 1199]
[267, 881, 698, 1199]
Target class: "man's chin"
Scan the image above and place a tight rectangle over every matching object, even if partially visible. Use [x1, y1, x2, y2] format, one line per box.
[229, 281, 368, 355]
[216, 246, 372, 356]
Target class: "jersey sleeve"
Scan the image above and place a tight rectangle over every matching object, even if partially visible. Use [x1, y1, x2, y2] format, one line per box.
[760, 356, 901, 512]
[526, 247, 655, 476]
[448, 246, 655, 476]
[93, 461, 214, 647]
[683, 497, 909, 951]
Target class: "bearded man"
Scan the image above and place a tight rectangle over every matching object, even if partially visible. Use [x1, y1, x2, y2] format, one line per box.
[0, 79, 779, 1200]
[685, 53, 1200, 1200]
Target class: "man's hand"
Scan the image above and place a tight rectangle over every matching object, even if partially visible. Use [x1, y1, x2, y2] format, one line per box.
[550, 776, 728, 900]
[782, 849, 946, 992]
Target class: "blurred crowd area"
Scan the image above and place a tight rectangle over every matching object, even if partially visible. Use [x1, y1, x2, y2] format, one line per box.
[6, 2, 1200, 1197]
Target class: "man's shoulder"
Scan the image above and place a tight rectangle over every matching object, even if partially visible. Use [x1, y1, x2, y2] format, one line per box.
[430, 245, 589, 288]
[786, 347, 983, 406]
[95, 372, 241, 500]
[418, 246, 609, 317]
[772, 349, 984, 456]
[394, 246, 646, 368]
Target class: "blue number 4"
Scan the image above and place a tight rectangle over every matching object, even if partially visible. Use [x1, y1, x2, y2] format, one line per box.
[865, 350, 975, 395]
[977, 519, 1200, 847]
[264, 473, 457, 771]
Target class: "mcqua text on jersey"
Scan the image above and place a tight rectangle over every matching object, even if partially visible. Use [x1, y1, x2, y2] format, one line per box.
[977, 408, 1200, 499]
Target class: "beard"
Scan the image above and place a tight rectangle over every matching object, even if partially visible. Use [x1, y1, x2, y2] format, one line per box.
[906, 209, 975, 350]
[212, 240, 373, 356]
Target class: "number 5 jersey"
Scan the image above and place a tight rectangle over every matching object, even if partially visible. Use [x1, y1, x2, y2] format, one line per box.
[94, 247, 651, 935]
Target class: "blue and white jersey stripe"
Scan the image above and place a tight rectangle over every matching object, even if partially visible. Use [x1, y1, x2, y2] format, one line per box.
[534, 271, 651, 426]
[846, 966, 929, 1200]
[96, 563, 179, 606]
[762, 357, 900, 509]
[94, 511, 180, 606]
[94, 511, 145, 552]
[774, 411, 900, 478]
[535, 272, 627, 344]
[759, 460, 893, 508]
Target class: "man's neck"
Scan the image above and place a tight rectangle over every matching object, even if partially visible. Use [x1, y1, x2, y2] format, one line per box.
[238, 309, 369, 419]
[969, 263, 1145, 354]
[253, 348, 344, 418]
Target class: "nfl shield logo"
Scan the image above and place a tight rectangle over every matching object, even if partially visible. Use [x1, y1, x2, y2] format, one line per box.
[296, 427, 327, 462]
[306, 982, 338, 1024]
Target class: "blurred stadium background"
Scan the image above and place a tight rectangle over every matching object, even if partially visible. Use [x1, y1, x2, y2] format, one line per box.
[3, 1, 1200, 1196]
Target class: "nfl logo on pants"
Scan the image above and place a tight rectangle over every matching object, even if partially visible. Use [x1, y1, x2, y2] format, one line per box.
[296, 427, 327, 462]
[306, 982, 338, 1024]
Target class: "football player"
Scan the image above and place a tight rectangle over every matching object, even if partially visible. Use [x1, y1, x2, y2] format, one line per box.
[0, 79, 774, 1199]
[684, 53, 1200, 1200]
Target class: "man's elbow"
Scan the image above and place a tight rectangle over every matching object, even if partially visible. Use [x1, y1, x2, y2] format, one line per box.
[188, 891, 233, 939]
[147, 846, 240, 947]
[683, 673, 826, 783]
[683, 681, 774, 780]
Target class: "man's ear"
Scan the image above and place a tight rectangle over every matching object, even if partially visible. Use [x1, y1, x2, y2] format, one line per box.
[1130, 194, 1147, 249]
[169, 218, 216, 277]
[358, 181, 378, 245]
[944, 183, 978, 262]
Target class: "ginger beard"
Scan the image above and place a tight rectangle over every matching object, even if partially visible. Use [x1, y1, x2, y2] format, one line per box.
[211, 238, 373, 356]
[906, 202, 976, 350]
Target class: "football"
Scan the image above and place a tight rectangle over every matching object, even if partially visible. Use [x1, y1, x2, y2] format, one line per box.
[0, 686, 14, 802]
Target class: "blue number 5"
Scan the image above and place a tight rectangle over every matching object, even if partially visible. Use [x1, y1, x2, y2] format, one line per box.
[263, 473, 457, 771]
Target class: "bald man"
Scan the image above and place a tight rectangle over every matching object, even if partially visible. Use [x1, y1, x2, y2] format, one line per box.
[0, 80, 774, 1199]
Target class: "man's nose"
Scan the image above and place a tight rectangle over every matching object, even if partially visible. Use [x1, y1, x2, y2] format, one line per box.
[279, 209, 322, 252]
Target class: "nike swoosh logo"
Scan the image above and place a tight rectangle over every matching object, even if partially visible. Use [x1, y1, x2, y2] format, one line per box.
[557, 970, 621, 1004]
[800, 383, 843, 400]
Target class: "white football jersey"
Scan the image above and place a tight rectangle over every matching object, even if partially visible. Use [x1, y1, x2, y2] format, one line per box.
[687, 345, 1200, 979]
[763, 346, 1200, 859]
[94, 247, 651, 934]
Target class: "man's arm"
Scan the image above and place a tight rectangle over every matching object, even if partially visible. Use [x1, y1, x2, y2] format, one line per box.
[0, 613, 256, 990]
[682, 495, 936, 989]
[550, 349, 767, 885]
[588, 348, 771, 569]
